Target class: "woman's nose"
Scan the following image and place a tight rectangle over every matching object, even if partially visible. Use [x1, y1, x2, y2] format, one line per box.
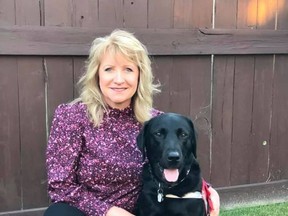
[114, 71, 125, 83]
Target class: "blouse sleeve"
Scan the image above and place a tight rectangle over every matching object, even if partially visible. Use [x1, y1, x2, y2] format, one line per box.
[46, 104, 112, 216]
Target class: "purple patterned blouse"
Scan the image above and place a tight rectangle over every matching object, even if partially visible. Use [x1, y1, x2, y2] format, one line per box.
[46, 102, 162, 216]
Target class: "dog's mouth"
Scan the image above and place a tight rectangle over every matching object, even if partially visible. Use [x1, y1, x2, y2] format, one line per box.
[157, 164, 180, 183]
[163, 168, 179, 182]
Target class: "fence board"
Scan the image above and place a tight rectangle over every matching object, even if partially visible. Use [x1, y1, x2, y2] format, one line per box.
[15, 0, 40, 26]
[230, 56, 255, 185]
[173, 0, 193, 28]
[123, 0, 147, 28]
[44, 2, 75, 128]
[1, 26, 288, 55]
[210, 56, 234, 187]
[98, 0, 124, 28]
[44, 0, 73, 27]
[247, 0, 276, 183]
[212, 0, 236, 187]
[0, 0, 15, 25]
[237, 0, 257, 29]
[73, 0, 98, 28]
[249, 56, 273, 183]
[215, 0, 237, 28]
[14, 1, 47, 209]
[277, 0, 288, 29]
[151, 56, 173, 112]
[0, 57, 21, 211]
[73, 57, 86, 98]
[17, 58, 48, 208]
[148, 0, 173, 28]
[46, 57, 74, 127]
[0, 1, 21, 212]
[191, 0, 213, 28]
[270, 55, 288, 180]
[168, 56, 211, 180]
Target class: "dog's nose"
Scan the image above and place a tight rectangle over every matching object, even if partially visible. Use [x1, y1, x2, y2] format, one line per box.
[167, 151, 180, 161]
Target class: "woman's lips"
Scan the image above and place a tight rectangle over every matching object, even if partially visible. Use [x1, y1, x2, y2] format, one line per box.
[110, 87, 127, 92]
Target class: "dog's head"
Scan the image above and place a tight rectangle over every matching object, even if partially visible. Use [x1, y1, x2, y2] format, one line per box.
[137, 113, 198, 185]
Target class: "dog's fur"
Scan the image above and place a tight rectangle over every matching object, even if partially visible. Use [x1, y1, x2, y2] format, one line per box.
[135, 113, 206, 216]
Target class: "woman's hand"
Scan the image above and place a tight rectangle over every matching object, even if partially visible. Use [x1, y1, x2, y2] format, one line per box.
[106, 206, 135, 216]
[209, 187, 220, 216]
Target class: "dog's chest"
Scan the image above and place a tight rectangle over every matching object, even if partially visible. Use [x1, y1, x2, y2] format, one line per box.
[139, 196, 206, 216]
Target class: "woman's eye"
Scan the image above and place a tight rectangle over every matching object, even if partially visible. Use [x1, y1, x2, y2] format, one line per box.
[126, 68, 133, 72]
[104, 67, 112, 72]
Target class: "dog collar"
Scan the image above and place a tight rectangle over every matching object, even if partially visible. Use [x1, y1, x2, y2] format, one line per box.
[165, 191, 203, 199]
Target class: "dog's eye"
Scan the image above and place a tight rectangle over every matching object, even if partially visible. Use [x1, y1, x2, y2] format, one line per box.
[179, 132, 188, 138]
[154, 132, 162, 137]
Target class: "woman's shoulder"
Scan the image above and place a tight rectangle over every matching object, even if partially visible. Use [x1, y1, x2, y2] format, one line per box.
[54, 101, 88, 123]
[151, 108, 164, 118]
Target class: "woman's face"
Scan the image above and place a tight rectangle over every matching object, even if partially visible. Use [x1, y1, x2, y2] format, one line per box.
[98, 51, 139, 109]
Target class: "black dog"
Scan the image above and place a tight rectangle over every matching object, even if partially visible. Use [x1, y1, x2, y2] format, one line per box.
[135, 113, 207, 216]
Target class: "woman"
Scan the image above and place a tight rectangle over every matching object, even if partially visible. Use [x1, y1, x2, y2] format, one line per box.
[44, 29, 219, 216]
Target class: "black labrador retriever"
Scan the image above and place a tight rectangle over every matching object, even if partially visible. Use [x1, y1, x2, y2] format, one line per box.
[135, 113, 207, 216]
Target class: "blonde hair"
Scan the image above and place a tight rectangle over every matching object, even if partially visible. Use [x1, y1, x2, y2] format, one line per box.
[73, 29, 160, 126]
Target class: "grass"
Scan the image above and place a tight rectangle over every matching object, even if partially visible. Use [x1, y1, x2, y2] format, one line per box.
[220, 202, 288, 216]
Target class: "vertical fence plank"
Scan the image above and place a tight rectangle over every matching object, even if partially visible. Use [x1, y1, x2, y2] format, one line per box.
[270, 55, 288, 181]
[270, 1, 288, 181]
[17, 58, 48, 209]
[73, 57, 86, 98]
[275, 0, 288, 30]
[256, 0, 277, 29]
[123, 0, 148, 28]
[171, 0, 213, 181]
[15, 0, 40, 25]
[248, 0, 276, 183]
[211, 56, 234, 187]
[174, 0, 212, 28]
[173, 0, 193, 28]
[230, 56, 254, 185]
[15, 0, 48, 209]
[45, 1, 75, 128]
[0, 1, 21, 212]
[215, 0, 237, 28]
[237, 0, 257, 29]
[249, 56, 273, 183]
[169, 56, 212, 180]
[212, 0, 237, 187]
[152, 56, 173, 112]
[148, 0, 174, 28]
[98, 0, 124, 28]
[73, 0, 98, 28]
[46, 57, 74, 126]
[0, 57, 21, 212]
[44, 0, 73, 26]
[0, 0, 15, 25]
[190, 0, 213, 28]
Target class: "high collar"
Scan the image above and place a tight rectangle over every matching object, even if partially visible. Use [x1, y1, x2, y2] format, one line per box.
[105, 105, 134, 118]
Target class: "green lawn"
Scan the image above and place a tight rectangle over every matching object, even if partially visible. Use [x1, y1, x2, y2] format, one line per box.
[220, 202, 288, 216]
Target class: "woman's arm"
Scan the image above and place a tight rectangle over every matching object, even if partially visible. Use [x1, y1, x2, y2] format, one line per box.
[47, 104, 113, 216]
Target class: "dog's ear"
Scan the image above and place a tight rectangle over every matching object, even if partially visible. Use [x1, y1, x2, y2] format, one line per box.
[187, 117, 197, 158]
[137, 121, 148, 161]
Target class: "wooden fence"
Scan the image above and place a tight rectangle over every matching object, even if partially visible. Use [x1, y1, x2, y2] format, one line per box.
[0, 0, 288, 215]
